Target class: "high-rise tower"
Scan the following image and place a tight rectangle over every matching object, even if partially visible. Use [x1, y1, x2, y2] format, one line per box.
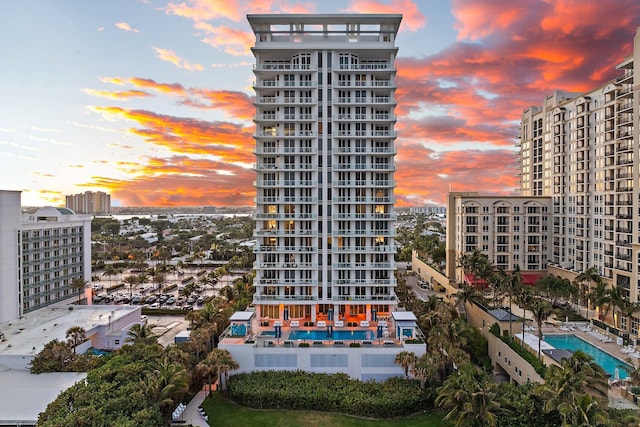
[249, 14, 401, 324]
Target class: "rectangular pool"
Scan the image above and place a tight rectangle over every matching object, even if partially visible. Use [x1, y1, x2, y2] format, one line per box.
[544, 334, 629, 379]
[288, 329, 374, 341]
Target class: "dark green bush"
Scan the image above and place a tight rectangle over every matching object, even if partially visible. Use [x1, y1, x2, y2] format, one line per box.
[226, 371, 434, 418]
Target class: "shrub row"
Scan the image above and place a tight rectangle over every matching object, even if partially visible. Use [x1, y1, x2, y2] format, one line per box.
[226, 370, 435, 418]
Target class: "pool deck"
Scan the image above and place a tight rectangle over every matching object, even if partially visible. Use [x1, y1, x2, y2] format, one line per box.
[540, 322, 639, 410]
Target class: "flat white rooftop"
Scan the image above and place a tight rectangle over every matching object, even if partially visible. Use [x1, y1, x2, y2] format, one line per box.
[0, 365, 86, 426]
[0, 305, 139, 357]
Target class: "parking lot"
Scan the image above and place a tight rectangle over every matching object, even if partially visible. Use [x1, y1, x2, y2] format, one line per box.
[91, 269, 242, 312]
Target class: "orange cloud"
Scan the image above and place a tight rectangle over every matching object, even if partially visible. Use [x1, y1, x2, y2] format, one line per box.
[343, 0, 425, 31]
[91, 106, 255, 164]
[195, 22, 254, 56]
[83, 88, 153, 100]
[89, 156, 255, 206]
[98, 77, 254, 120]
[183, 89, 254, 120]
[153, 47, 204, 71]
[127, 78, 187, 96]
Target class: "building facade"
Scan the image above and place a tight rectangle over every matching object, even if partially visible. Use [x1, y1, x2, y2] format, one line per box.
[519, 28, 639, 310]
[65, 191, 111, 215]
[0, 190, 21, 323]
[249, 14, 401, 324]
[409, 206, 446, 215]
[21, 207, 92, 314]
[446, 192, 552, 283]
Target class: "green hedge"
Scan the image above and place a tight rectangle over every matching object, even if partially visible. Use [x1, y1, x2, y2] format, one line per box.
[226, 371, 435, 418]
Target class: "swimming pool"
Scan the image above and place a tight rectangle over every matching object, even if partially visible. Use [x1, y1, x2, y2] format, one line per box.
[544, 334, 629, 379]
[288, 329, 374, 341]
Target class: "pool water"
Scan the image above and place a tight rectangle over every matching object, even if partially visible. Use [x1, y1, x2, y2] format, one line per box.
[544, 334, 629, 379]
[288, 329, 374, 341]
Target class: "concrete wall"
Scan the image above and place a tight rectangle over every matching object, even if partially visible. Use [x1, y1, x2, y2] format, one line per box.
[220, 341, 427, 381]
[411, 250, 458, 299]
[490, 337, 544, 384]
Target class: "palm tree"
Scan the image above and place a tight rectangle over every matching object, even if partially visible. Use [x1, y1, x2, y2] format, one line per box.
[604, 285, 625, 328]
[620, 301, 640, 335]
[123, 275, 139, 301]
[65, 326, 87, 353]
[589, 279, 609, 321]
[499, 267, 522, 338]
[144, 357, 189, 414]
[71, 277, 87, 305]
[394, 351, 417, 377]
[516, 286, 534, 339]
[455, 285, 477, 321]
[196, 351, 218, 395]
[102, 264, 118, 287]
[546, 351, 608, 405]
[574, 267, 601, 318]
[411, 356, 437, 389]
[214, 349, 239, 390]
[557, 394, 608, 427]
[126, 323, 157, 346]
[529, 297, 552, 360]
[436, 364, 500, 427]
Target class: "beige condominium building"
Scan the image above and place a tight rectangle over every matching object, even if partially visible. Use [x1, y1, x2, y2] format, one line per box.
[65, 191, 111, 215]
[250, 14, 401, 324]
[446, 192, 551, 285]
[519, 28, 640, 329]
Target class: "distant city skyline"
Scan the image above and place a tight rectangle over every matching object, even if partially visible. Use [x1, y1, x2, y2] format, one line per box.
[2, 0, 639, 207]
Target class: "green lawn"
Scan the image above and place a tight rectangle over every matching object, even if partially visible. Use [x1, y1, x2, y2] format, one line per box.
[200, 393, 453, 427]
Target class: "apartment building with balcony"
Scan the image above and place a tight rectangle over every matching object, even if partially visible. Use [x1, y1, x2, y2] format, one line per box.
[446, 192, 551, 285]
[519, 28, 640, 328]
[0, 191, 92, 321]
[21, 207, 92, 314]
[250, 14, 401, 324]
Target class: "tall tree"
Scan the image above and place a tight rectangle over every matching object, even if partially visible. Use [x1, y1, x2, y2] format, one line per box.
[394, 351, 417, 378]
[436, 364, 501, 427]
[574, 266, 602, 318]
[126, 323, 157, 346]
[71, 276, 87, 305]
[529, 297, 553, 360]
[66, 326, 87, 354]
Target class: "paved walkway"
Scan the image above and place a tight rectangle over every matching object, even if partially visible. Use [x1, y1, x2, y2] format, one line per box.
[172, 389, 210, 426]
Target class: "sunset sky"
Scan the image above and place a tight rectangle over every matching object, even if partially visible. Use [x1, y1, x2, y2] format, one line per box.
[2, 0, 639, 207]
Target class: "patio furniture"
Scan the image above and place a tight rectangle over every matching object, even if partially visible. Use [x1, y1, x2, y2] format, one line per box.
[290, 320, 299, 328]
[360, 320, 369, 327]
[317, 321, 327, 327]
[334, 320, 344, 327]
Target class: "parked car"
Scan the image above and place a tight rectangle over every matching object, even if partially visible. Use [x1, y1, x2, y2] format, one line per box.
[149, 302, 160, 309]
[166, 297, 176, 305]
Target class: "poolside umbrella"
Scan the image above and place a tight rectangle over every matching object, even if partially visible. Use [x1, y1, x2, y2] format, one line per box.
[615, 368, 620, 381]
[377, 325, 383, 338]
[328, 308, 333, 321]
[372, 308, 377, 321]
[327, 325, 333, 336]
[284, 308, 289, 321]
